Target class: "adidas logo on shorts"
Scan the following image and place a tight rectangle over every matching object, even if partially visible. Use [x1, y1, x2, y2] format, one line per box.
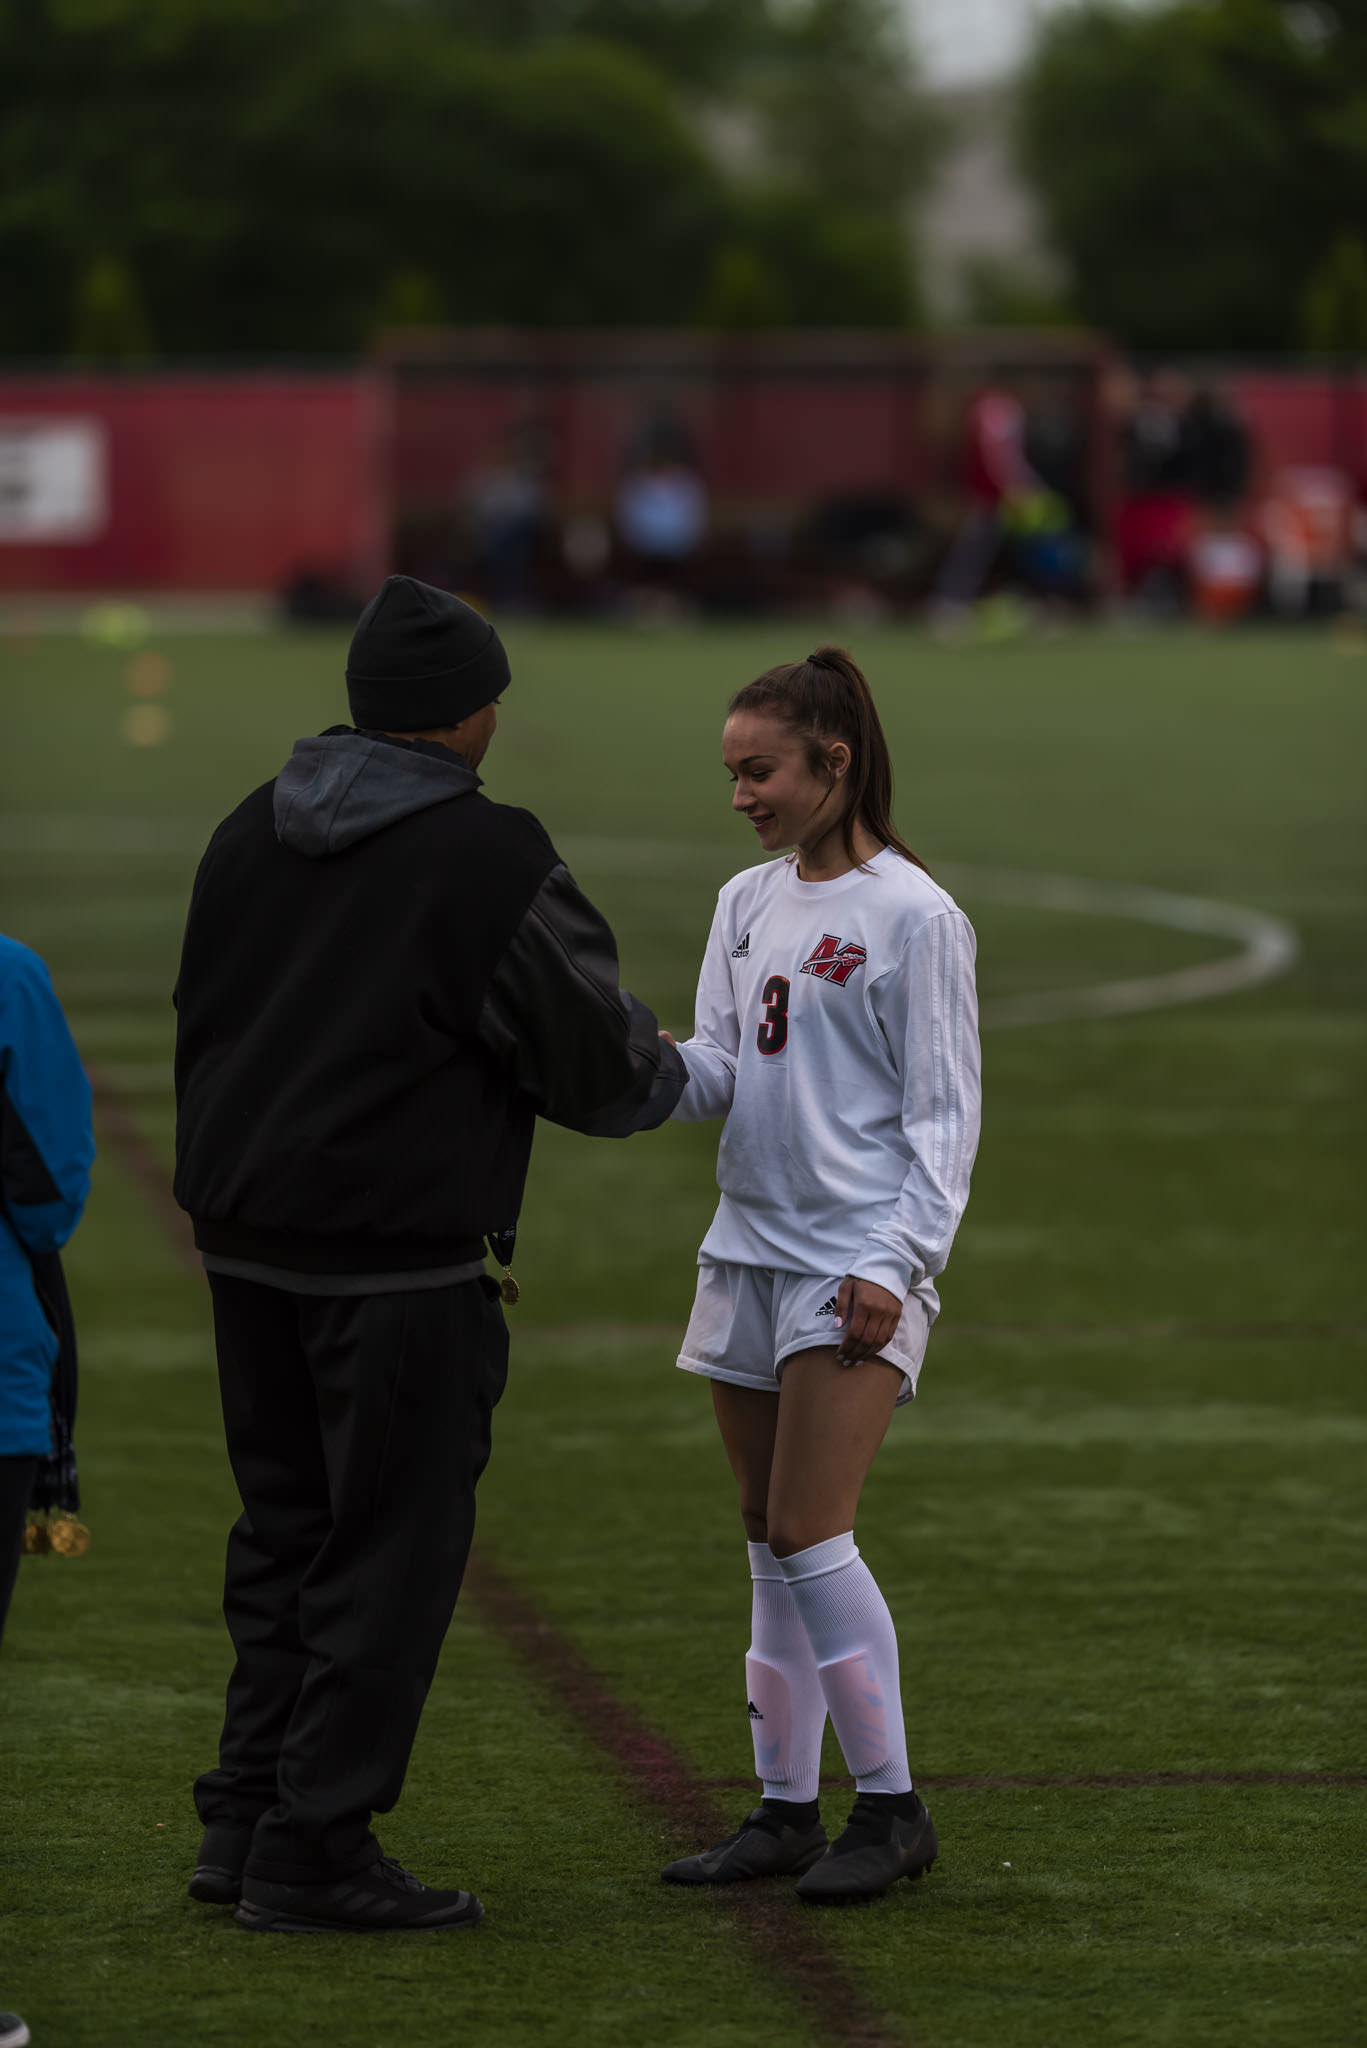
[747, 1699, 764, 1720]
[731, 930, 750, 957]
[815, 1295, 838, 1317]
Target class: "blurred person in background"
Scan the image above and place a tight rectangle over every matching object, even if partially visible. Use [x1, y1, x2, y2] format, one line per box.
[929, 382, 1048, 629]
[614, 409, 708, 610]
[1115, 367, 1199, 615]
[1182, 380, 1253, 514]
[1115, 372, 1258, 618]
[0, 934, 93, 1649]
[465, 417, 551, 613]
[1017, 374, 1092, 610]
[1182, 381, 1260, 624]
[174, 577, 685, 1935]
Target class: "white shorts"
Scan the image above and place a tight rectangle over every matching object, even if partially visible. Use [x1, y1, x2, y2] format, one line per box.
[677, 1259, 931, 1407]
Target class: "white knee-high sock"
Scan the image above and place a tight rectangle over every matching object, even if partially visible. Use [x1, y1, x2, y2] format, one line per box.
[776, 1532, 912, 1795]
[745, 1540, 827, 1803]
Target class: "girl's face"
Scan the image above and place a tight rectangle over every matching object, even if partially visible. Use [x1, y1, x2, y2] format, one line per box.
[722, 709, 849, 856]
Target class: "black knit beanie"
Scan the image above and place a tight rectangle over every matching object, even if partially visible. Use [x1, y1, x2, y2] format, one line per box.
[345, 575, 510, 731]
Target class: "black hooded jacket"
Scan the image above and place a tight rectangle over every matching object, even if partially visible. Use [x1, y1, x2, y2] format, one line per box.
[173, 728, 686, 1277]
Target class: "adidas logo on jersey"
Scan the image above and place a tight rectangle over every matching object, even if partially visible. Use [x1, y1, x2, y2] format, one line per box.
[731, 930, 750, 958]
[747, 1699, 764, 1720]
[815, 1295, 838, 1317]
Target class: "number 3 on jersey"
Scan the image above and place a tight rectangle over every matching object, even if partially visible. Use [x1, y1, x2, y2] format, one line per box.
[757, 974, 790, 1055]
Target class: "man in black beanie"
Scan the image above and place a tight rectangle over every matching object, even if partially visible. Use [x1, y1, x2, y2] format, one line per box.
[173, 576, 686, 1933]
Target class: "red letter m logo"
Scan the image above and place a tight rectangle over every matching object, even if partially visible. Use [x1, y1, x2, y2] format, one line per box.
[800, 933, 868, 988]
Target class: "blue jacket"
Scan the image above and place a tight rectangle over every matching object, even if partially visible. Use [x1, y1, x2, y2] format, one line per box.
[0, 935, 94, 1457]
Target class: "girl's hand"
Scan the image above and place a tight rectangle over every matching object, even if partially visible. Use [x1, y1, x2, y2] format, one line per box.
[834, 1276, 903, 1366]
[659, 1030, 677, 1046]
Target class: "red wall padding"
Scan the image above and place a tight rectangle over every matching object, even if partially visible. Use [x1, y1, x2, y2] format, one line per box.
[0, 373, 392, 592]
[1227, 372, 1367, 488]
[1, 357, 1362, 594]
[395, 363, 966, 512]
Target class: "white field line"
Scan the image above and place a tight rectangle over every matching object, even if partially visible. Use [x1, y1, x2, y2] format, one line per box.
[0, 820, 1298, 1029]
[555, 845, 1302, 1028]
[936, 865, 1299, 1028]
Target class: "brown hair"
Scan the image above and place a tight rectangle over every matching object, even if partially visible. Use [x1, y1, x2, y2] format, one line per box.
[728, 646, 927, 872]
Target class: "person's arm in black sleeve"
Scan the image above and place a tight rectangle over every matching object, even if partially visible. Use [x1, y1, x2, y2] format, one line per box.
[478, 863, 687, 1137]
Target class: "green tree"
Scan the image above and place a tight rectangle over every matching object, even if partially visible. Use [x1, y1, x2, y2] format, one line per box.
[727, 186, 919, 327]
[1017, 0, 1367, 353]
[0, 0, 938, 352]
[696, 241, 793, 328]
[754, 0, 941, 222]
[418, 0, 776, 91]
[696, 0, 935, 328]
[69, 253, 154, 358]
[1300, 230, 1367, 353]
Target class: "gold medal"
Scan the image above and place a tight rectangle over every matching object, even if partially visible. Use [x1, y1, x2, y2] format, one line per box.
[49, 1517, 91, 1557]
[500, 1270, 521, 1306]
[23, 1518, 51, 1556]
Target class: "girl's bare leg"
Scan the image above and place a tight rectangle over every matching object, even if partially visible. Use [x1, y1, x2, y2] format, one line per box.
[710, 1379, 780, 1542]
[765, 1347, 901, 1557]
[711, 1349, 899, 1549]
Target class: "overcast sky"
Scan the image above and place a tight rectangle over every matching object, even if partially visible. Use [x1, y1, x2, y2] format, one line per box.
[904, 0, 1094, 86]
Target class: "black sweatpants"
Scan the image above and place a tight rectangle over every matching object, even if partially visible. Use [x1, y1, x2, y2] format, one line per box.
[0, 1453, 38, 1648]
[195, 1271, 508, 1883]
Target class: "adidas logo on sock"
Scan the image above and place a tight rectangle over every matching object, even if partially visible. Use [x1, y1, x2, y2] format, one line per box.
[731, 931, 750, 958]
[747, 1699, 764, 1720]
[815, 1295, 838, 1317]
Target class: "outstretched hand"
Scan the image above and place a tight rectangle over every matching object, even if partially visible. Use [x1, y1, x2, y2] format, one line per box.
[834, 1275, 903, 1366]
[659, 1030, 677, 1046]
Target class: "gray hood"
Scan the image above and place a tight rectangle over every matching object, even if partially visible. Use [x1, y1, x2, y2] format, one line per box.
[273, 730, 479, 858]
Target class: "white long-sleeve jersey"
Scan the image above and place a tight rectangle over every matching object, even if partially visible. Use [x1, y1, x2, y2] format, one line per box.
[673, 847, 981, 1317]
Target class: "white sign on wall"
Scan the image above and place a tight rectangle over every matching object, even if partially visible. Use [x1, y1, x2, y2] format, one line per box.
[0, 419, 109, 542]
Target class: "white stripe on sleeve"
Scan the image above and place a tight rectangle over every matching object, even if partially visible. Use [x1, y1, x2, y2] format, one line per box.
[850, 909, 981, 1297]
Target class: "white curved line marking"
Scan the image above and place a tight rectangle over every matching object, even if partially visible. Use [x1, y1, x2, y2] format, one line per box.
[938, 865, 1299, 1028]
[552, 842, 1300, 1028]
[0, 819, 1298, 1029]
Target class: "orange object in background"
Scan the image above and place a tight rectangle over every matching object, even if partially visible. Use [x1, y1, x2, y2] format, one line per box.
[1258, 467, 1355, 615]
[1187, 524, 1264, 621]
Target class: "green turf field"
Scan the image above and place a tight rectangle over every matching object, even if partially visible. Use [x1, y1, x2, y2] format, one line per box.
[1, 618, 1363, 2047]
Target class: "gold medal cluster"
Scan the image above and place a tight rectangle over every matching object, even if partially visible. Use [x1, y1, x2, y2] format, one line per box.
[23, 1514, 91, 1558]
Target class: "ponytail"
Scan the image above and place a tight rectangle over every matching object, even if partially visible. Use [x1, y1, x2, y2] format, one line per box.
[728, 646, 927, 872]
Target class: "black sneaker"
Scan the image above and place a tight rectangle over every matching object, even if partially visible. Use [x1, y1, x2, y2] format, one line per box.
[235, 1854, 484, 1933]
[661, 1802, 827, 1886]
[187, 1823, 253, 1906]
[795, 1791, 937, 1904]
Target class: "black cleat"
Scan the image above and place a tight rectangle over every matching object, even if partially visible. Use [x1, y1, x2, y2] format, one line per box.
[662, 1802, 827, 1886]
[235, 1854, 483, 1933]
[187, 1824, 253, 1906]
[795, 1791, 937, 1905]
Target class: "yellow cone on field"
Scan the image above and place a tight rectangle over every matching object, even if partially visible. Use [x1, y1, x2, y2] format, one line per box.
[82, 602, 152, 649]
[124, 651, 172, 696]
[122, 701, 170, 747]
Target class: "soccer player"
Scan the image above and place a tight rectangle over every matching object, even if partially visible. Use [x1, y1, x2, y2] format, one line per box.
[659, 647, 981, 1904]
